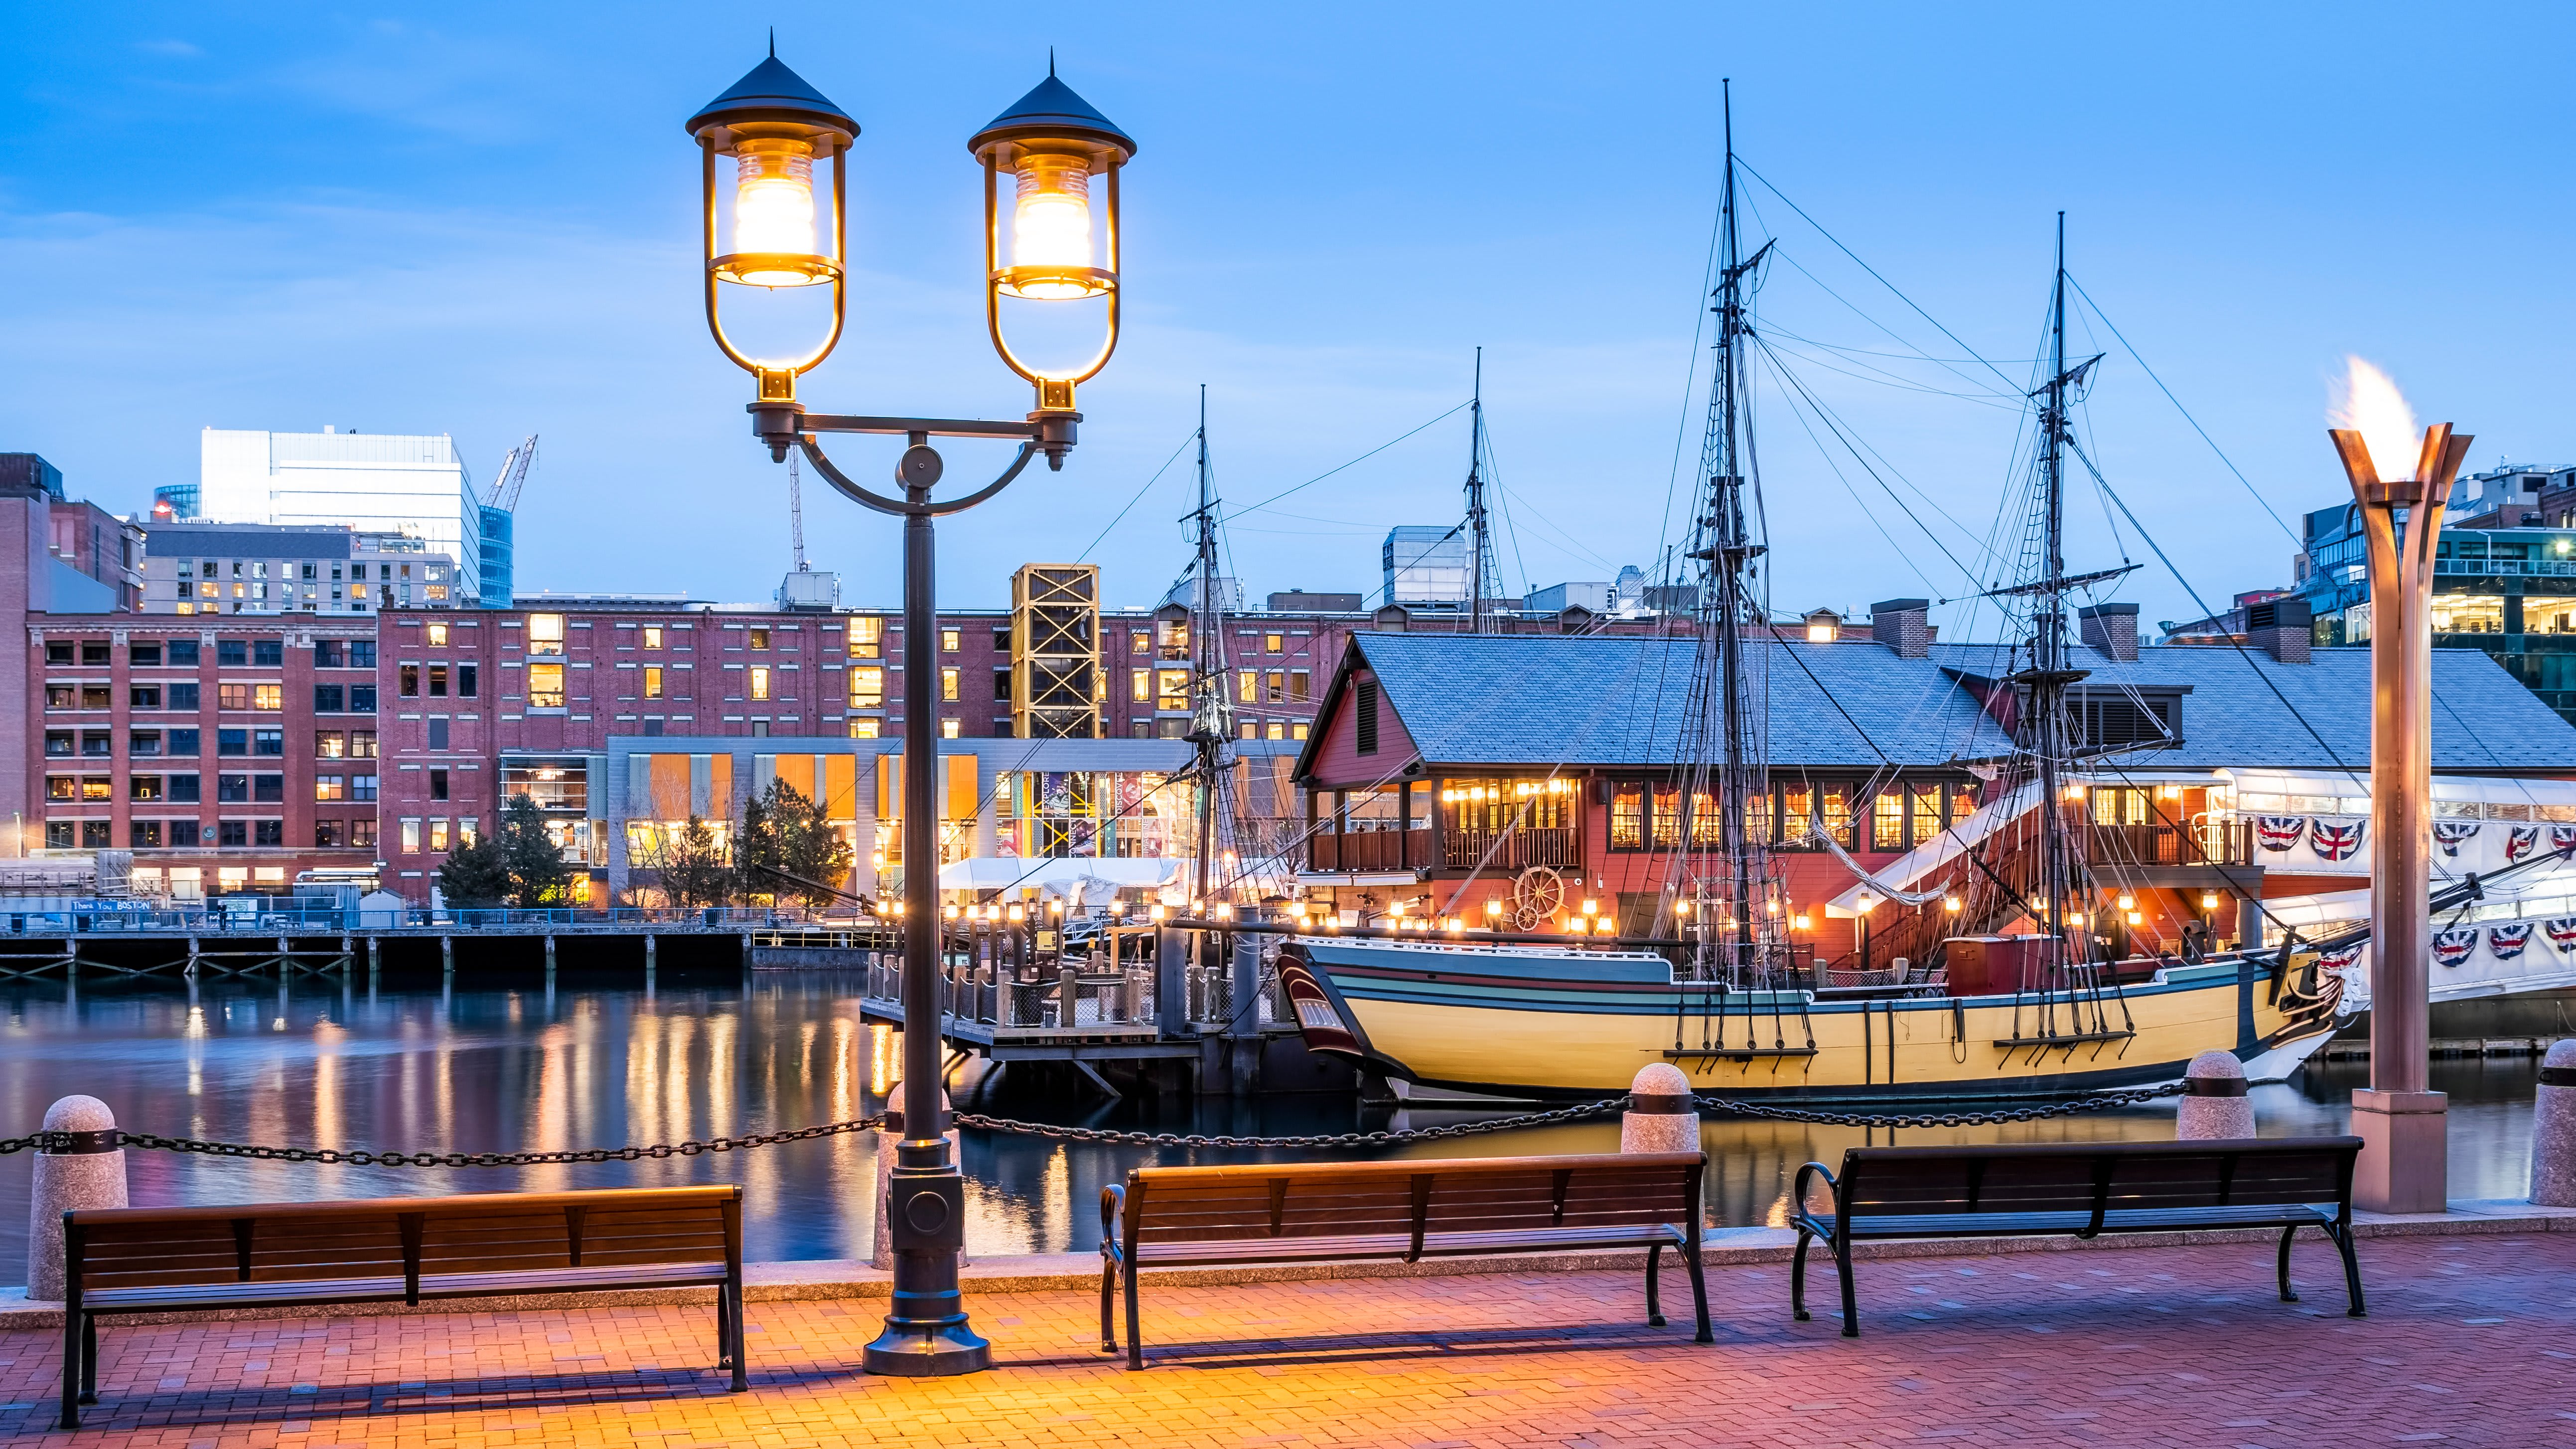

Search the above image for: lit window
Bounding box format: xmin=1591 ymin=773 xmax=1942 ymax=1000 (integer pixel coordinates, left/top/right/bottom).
xmin=941 ymin=668 xmax=959 ymax=702
xmin=940 ymin=718 xmax=961 ymax=738
xmin=849 ymin=667 xmax=883 ymax=709
xmin=848 ymin=617 xmax=880 ymax=656
xmin=645 ymin=666 xmax=664 ymax=700
xmin=644 ymin=626 xmax=664 ymax=649
xmin=1267 ymin=721 xmax=1286 ymax=740
xmin=749 ymin=628 xmax=770 ymax=650
xmin=1872 ymin=790 xmax=1905 ymax=851
xmin=1238 ymin=669 xmax=1257 ymax=703
xmin=218 ymin=684 xmax=249 ymax=710
xmin=429 ymin=819 xmax=450 ymax=852
xmin=941 ymin=628 xmax=961 ymax=653
xmin=750 ymin=666 xmax=772 ymax=701
xmin=528 ymin=662 xmax=566 ymax=708
xmin=849 ymin=718 xmax=880 ymax=739
xmin=1156 ymin=670 xmax=1189 ymax=711
xmin=428 ymin=622 xmax=448 ymax=646
xmin=315 ymin=775 xmax=345 ymax=802
xmin=1265 ymin=633 xmax=1284 ymax=653
xmin=1266 ymin=670 xmax=1285 ymax=703
xmin=401 ymin=818 xmax=422 ymax=852
xmin=1130 ymin=669 xmax=1148 ymax=702
xmin=527 ymin=613 xmax=565 ymax=656
xmin=1289 ymin=670 xmax=1311 ymax=702
xmin=253 ymin=684 xmax=282 ymax=711
xmin=1130 ymin=632 xmax=1149 ymax=655
xmin=318 ymin=731 xmax=346 ymax=758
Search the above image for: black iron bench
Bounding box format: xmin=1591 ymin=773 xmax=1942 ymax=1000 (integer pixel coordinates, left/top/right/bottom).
xmin=1100 ymin=1152 xmax=1710 ymax=1368
xmin=57 ymin=1184 xmax=746 ymax=1429
xmin=1789 ymin=1135 xmax=2364 ymax=1335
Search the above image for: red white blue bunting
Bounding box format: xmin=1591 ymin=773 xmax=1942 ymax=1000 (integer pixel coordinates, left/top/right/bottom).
xmin=2310 ymin=820 xmax=2364 ymax=862
xmin=2507 ymin=824 xmax=2543 ymax=863
xmin=2555 ymin=824 xmax=2576 ymax=853
xmin=2547 ymin=918 xmax=2576 ymax=954
xmin=2488 ymin=922 xmax=2536 ymax=960
xmin=2257 ymin=816 xmax=2307 ymax=852
xmin=2432 ymin=821 xmax=2479 ymax=856
xmin=2315 ymin=943 xmax=2366 ymax=974
xmin=2433 ymin=928 xmax=2479 ymax=968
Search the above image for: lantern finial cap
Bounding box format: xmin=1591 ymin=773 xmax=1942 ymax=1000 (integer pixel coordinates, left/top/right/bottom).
xmin=687 ymin=53 xmax=857 ymax=146
xmin=969 ymin=71 xmax=1135 ymax=163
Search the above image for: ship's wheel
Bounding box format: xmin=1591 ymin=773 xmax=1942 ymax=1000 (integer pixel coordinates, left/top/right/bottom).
xmin=1511 ymin=867 xmax=1567 ymax=931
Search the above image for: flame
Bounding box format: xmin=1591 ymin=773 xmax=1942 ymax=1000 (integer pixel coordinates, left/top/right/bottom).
xmin=2331 ymin=356 xmax=2421 ymax=483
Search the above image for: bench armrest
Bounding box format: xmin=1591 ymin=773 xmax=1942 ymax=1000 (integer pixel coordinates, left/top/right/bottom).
xmin=1100 ymin=1184 xmax=1126 ymax=1262
xmin=1790 ymin=1160 xmax=1838 ymax=1235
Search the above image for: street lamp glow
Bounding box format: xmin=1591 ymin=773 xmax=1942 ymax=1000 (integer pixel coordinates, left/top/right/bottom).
xmin=1006 ymin=156 xmax=1098 ymax=298
xmin=730 ymin=139 xmax=825 ymax=285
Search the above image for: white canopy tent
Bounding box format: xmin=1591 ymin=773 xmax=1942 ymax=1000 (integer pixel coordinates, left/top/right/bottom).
xmin=936 ymin=856 xmax=1185 ymax=908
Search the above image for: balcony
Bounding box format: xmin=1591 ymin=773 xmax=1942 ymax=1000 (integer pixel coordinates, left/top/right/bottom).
xmin=1443 ymin=826 xmax=1581 ymax=871
xmin=1308 ymin=828 xmax=1431 ymax=873
xmin=2084 ymin=818 xmax=2254 ymax=869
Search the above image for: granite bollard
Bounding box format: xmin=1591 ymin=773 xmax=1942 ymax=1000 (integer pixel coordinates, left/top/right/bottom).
xmin=1621 ymin=1062 xmax=1699 ymax=1155
xmin=2533 ymin=1039 xmax=2576 ymax=1207
xmin=2175 ymin=1051 xmax=2255 ymax=1140
xmin=28 ymin=1096 xmax=127 ymax=1302
xmin=872 ymin=1085 xmax=967 ymax=1271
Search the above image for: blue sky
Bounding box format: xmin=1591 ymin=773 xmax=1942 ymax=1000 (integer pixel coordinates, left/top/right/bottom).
xmin=5 ymin=3 xmax=2570 ymax=631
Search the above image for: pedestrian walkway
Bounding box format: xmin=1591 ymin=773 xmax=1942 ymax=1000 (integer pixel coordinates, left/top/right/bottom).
xmin=1 ymin=1232 xmax=2569 ymax=1447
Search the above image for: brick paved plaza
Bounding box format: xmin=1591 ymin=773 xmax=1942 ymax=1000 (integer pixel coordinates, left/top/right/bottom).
xmin=0 ymin=1231 xmax=2570 ymax=1448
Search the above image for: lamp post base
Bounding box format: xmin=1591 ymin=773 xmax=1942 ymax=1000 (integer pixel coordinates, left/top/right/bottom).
xmin=861 ymin=1314 xmax=992 ymax=1376
xmin=2351 ymin=1088 xmax=2448 ymax=1215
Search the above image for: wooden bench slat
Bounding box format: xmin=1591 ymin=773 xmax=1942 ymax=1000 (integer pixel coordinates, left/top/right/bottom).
xmin=82 ymin=1276 xmax=413 ymax=1311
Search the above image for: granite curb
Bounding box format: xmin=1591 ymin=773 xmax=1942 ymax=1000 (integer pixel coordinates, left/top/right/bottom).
xmin=0 ymin=1197 xmax=2563 ymax=1331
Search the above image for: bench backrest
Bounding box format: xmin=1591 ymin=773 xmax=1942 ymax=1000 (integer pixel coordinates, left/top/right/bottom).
xmin=1835 ymin=1137 xmax=2360 ymax=1224
xmin=65 ymin=1186 xmax=741 ymax=1295
xmin=1125 ymin=1153 xmax=1702 ymax=1252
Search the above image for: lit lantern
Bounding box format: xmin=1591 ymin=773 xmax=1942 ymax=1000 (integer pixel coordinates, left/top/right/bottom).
xmin=1486 ymin=899 xmax=1504 ymax=917
xmin=1149 ymin=903 xmax=1167 ymax=922
xmin=1007 ymin=903 xmax=1026 ymax=923
xmin=1793 ymin=913 xmax=1812 ymax=931
xmin=1674 ymin=900 xmax=1693 ymax=918
xmin=686 ymin=49 xmax=859 ymax=397
xmin=2067 ymin=910 xmax=2086 ymax=928
xmin=1214 ymin=902 xmax=1235 ymax=921
xmin=2126 ymin=910 xmax=2144 ymax=926
xmin=1581 ymin=898 xmax=1599 ymax=917
xmin=2201 ymin=891 xmax=2221 ymax=910
xmin=2116 ymin=894 xmax=2135 ymax=911
xmin=1943 ymin=894 xmax=1963 ymax=913
xmin=970 ymin=64 xmax=1137 ymax=415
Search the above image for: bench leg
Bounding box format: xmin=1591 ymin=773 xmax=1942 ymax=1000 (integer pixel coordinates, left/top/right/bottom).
xmin=1099 ymin=1255 xmax=1118 ymax=1354
xmin=728 ymin=1283 xmax=748 ymax=1393
xmin=715 ymin=1285 xmax=734 ymax=1371
xmin=2276 ymin=1226 xmax=2301 ymax=1303
xmin=1791 ymin=1230 xmax=1813 ymax=1322
xmin=1645 ymin=1243 xmax=1667 ymax=1328
xmin=1124 ymin=1259 xmax=1145 ymax=1371
xmin=2330 ymin=1225 xmax=2366 ymax=1318
xmin=79 ymin=1313 xmax=98 ymax=1403
xmin=1835 ymin=1241 xmax=1860 ymax=1338
xmin=58 ymin=1307 xmax=80 ymax=1431
xmin=1683 ymin=1240 xmax=1713 ymax=1344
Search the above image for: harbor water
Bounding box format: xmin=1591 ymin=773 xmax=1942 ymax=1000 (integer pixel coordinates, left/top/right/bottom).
xmin=0 ymin=968 xmax=2550 ymax=1284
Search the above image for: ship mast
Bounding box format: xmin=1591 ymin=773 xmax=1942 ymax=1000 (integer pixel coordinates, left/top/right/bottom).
xmin=1187 ymin=385 xmax=1234 ymax=904
xmin=1680 ymin=81 xmax=1776 ymax=977
xmin=2024 ymin=214 xmax=2101 ymax=969
xmin=1464 ymin=349 xmax=1501 ymax=634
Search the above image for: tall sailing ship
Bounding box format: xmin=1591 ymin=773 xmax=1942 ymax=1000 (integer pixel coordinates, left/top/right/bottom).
xmin=1272 ymin=93 xmax=2353 ymax=1102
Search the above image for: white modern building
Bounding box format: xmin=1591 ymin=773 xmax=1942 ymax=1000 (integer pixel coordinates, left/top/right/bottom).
xmin=138 ymin=521 xmax=461 ymax=615
xmin=194 ymin=429 xmax=482 ymax=601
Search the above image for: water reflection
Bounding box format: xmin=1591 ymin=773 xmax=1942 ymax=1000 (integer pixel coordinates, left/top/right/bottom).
xmin=0 ymin=970 xmax=2546 ymax=1285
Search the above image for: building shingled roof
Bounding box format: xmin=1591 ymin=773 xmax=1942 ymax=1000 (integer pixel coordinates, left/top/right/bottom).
xmin=1341 ymin=632 xmax=2576 ymax=775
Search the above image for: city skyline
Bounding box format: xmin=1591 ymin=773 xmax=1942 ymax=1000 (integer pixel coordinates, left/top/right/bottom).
xmin=5 ymin=3 xmax=2572 ymax=625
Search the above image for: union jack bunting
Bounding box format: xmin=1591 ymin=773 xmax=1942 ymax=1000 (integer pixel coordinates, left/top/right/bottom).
xmin=2488 ymin=922 xmax=2536 ymax=960
xmin=2554 ymin=824 xmax=2576 ymax=853
xmin=2432 ymin=820 xmax=2480 ymax=856
xmin=2314 ymin=943 xmax=2366 ymax=975
xmin=2507 ymin=824 xmax=2543 ymax=863
xmin=2256 ymin=816 xmax=2307 ymax=852
xmin=2546 ymin=918 xmax=2576 ymax=953
xmin=2433 ymin=928 xmax=2479 ymax=969
xmin=2310 ymin=820 xmax=2364 ymax=862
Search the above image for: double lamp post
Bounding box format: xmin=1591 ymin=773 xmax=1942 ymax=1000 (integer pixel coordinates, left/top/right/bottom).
xmin=685 ymin=48 xmax=1137 ymax=1375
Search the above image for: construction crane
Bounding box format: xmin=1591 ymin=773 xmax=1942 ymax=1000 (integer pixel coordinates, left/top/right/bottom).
xmin=485 ymin=435 xmax=538 ymax=510
xmin=787 ymin=451 xmax=809 ymax=573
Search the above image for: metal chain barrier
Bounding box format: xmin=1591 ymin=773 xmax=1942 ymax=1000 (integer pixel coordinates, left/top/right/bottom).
xmin=2 ymin=1087 xmax=2183 ymax=1163
xmin=1690 ymin=1086 xmax=2179 ymax=1130
xmin=24 ymin=1115 xmax=887 ymax=1169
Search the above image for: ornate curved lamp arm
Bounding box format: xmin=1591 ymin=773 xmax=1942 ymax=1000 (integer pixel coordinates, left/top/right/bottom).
xmin=796 ymin=433 xmax=1038 ymax=519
